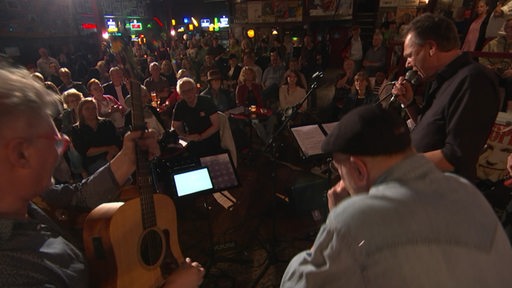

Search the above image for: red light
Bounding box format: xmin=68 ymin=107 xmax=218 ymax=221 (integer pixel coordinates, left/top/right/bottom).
xmin=153 ymin=17 xmax=163 ymax=27
xmin=81 ymin=23 xmax=97 ymax=30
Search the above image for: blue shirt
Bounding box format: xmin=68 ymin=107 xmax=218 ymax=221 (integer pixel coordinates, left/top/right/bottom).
xmin=281 ymin=155 xmax=512 ymax=287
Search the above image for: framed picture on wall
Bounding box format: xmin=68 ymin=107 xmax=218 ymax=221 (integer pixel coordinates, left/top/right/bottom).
xmin=309 ymin=0 xmax=353 ymax=19
xmin=398 ymin=0 xmax=419 ymax=6
xmin=380 ymin=0 xmax=398 ymax=7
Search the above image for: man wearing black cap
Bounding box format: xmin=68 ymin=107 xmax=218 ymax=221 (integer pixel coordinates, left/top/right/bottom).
xmin=280 ymin=105 xmax=512 ymax=287
xmin=392 ymin=13 xmax=499 ymax=182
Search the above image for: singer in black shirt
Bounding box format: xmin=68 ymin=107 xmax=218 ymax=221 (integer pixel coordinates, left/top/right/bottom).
xmin=392 ymin=14 xmax=499 ymax=182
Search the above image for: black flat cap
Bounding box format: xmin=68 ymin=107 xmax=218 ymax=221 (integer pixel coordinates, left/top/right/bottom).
xmin=321 ymin=105 xmax=411 ymax=156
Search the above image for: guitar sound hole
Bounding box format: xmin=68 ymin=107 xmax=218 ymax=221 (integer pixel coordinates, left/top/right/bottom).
xmin=140 ymin=229 xmax=164 ymax=267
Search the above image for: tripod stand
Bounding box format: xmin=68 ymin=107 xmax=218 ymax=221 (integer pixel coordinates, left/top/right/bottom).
xmin=250 ymin=79 xmax=322 ymax=287
xmin=181 ymin=192 xmax=250 ymax=287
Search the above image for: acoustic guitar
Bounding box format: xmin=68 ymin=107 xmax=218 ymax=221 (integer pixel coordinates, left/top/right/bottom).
xmin=82 ymin=73 xmax=184 ymax=287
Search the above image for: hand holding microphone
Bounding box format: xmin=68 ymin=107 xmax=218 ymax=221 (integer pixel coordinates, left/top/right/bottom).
xmin=391 ymin=70 xmax=419 ymax=107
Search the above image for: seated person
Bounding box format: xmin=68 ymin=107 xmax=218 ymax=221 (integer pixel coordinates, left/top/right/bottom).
xmin=279 ymin=70 xmax=307 ymax=112
xmin=0 ymin=63 xmax=204 ymax=287
xmin=279 ymin=70 xmax=309 ymax=126
xmin=60 ymin=88 xmax=84 ymax=135
xmin=347 ymin=71 xmax=377 ymax=109
xmin=87 ymin=78 xmax=125 ymax=134
xmin=125 ymin=85 xmax=178 ymax=154
xmin=200 ymin=69 xmax=236 ymax=112
xmin=262 ymin=49 xmax=286 ymax=107
xmin=102 ymin=66 xmax=130 ymax=109
xmin=172 ymin=77 xmax=223 ymax=157
xmin=57 ymin=67 xmax=88 ymax=95
xmin=161 ymin=59 xmax=178 ymax=88
xmin=236 ymin=66 xmax=274 ymax=143
xmin=281 ymin=105 xmax=512 ymax=287
xmin=70 ymin=98 xmax=122 ymax=175
xmin=225 ymin=53 xmax=243 ymax=93
xmin=60 ymin=89 xmax=87 ymax=181
xmin=329 ymin=58 xmax=356 ymax=121
xmin=236 ymin=66 xmax=265 ymax=108
xmin=282 ymin=57 xmax=308 ymax=90
xmin=202 ymin=69 xmax=248 ymax=152
xmin=198 ymin=54 xmax=218 ymax=90
xmin=160 ymin=69 xmax=192 ymax=129
xmin=144 ymin=62 xmax=171 ymax=106
xmin=362 ymin=31 xmax=387 ymax=77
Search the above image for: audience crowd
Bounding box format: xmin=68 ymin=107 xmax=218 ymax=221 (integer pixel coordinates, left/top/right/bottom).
xmin=3 ymin=8 xmax=512 ymax=285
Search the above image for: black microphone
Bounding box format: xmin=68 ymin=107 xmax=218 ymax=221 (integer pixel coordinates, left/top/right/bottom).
xmin=404 ymin=69 xmax=420 ymax=85
xmin=390 ymin=70 xmax=420 ymax=102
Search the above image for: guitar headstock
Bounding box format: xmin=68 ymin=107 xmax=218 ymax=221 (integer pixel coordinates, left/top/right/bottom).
xmin=110 ymin=36 xmax=143 ymax=83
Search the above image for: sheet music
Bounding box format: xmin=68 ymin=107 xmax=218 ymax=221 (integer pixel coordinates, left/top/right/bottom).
xmin=291 ymin=125 xmax=326 ymax=157
xmin=322 ymin=122 xmax=338 ymax=135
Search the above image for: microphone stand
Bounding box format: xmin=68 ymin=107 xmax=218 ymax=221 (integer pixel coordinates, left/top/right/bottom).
xmin=264 ymin=80 xmax=320 ymax=152
xmin=251 ymin=80 xmax=321 ymax=288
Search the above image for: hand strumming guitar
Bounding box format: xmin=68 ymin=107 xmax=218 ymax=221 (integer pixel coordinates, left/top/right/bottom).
xmin=163 ymin=258 xmax=205 ymax=288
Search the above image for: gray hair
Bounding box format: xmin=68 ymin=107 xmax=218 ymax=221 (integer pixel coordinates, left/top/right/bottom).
xmin=0 ymin=62 xmax=59 ymax=137
xmin=149 ymin=62 xmax=160 ymax=70
xmin=62 ymin=88 xmax=84 ymax=108
xmin=176 ymin=77 xmax=196 ymax=94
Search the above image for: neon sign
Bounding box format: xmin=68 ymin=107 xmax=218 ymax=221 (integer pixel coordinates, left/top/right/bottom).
xmin=106 ymin=19 xmax=118 ymax=33
xmin=219 ymin=16 xmax=229 ymax=28
xmin=130 ymin=20 xmax=142 ymax=30
xmin=200 ymin=19 xmax=211 ymax=28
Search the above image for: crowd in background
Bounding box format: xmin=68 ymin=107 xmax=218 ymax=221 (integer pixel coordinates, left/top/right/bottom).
xmin=16 ymin=1 xmax=512 ymax=185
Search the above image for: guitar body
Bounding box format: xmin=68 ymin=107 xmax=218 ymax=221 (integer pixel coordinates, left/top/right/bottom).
xmin=83 ymin=194 xmax=183 ymax=288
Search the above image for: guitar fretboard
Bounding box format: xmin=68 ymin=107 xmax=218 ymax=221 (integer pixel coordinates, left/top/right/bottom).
xmin=130 ymin=80 xmax=158 ymax=230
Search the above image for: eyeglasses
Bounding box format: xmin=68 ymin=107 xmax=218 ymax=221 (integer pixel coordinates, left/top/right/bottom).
xmin=35 ymin=132 xmax=71 ymax=155
xmin=329 ymin=160 xmax=339 ymax=176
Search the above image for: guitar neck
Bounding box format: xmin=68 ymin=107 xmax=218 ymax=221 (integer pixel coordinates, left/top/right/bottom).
xmin=130 ymin=80 xmax=158 ymax=229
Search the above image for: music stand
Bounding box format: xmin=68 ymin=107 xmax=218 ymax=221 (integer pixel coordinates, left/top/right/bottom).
xmin=166 ymin=152 xmax=244 ymax=285
xmin=250 ymin=78 xmax=323 ymax=288
xmin=200 ymin=152 xmax=240 ymax=192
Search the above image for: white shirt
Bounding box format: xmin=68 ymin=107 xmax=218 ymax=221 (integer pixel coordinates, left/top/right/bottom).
xmin=350 ymin=37 xmax=363 ymax=61
xmin=114 ymin=85 xmax=127 ymax=109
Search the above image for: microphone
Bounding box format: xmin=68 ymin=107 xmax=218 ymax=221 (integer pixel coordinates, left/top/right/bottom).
xmin=312 ymin=71 xmax=324 ymax=80
xmin=390 ymin=70 xmax=419 ymax=102
xmin=404 ymin=69 xmax=420 ymax=85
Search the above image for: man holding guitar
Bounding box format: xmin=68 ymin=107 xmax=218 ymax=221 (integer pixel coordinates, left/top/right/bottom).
xmin=0 ymin=63 xmax=204 ymax=287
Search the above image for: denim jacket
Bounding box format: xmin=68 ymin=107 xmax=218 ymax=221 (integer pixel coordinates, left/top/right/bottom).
xmin=281 ymin=155 xmax=512 ymax=287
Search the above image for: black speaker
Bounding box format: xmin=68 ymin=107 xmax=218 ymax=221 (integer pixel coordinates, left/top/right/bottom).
xmin=289 ymin=172 xmax=329 ymax=212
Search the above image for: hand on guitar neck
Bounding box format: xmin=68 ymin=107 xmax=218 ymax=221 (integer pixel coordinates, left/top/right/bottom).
xmin=109 ymin=129 xmax=161 ymax=185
